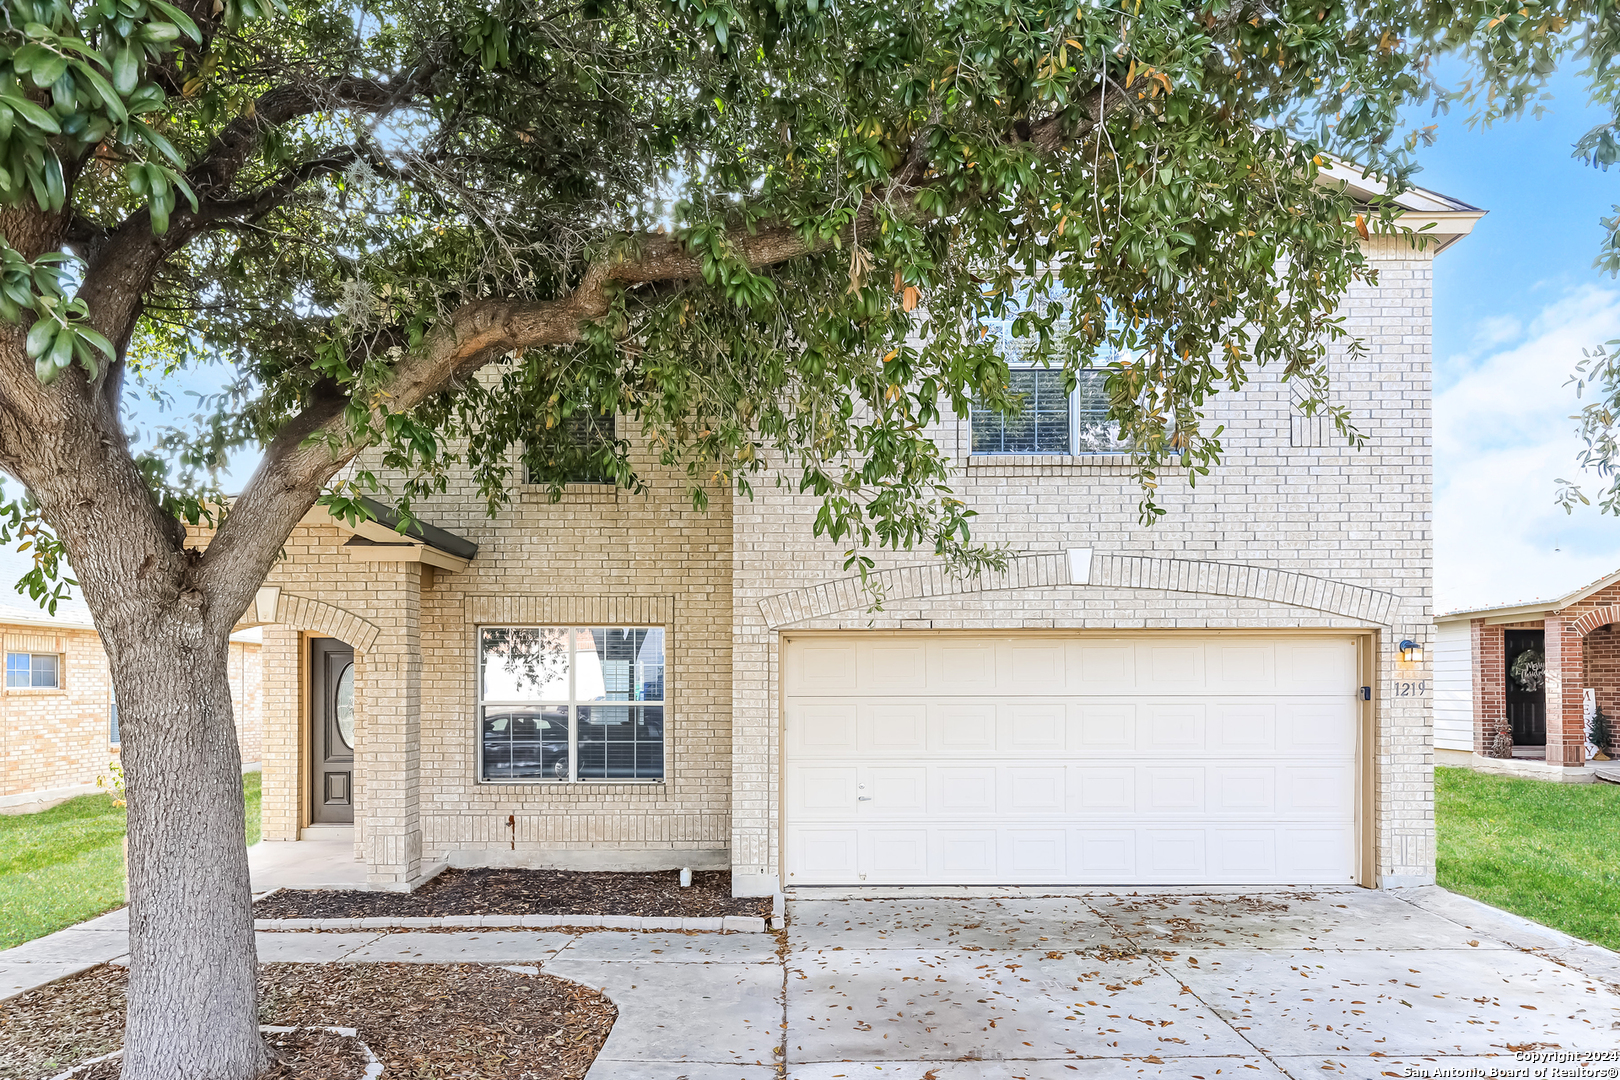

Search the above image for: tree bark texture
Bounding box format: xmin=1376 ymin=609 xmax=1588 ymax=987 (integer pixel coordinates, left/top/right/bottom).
xmin=117 ymin=632 xmax=264 ymax=1080
xmin=0 ymin=290 xmax=269 ymax=1075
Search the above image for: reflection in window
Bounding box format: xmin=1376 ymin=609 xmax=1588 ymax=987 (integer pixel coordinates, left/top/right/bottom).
xmin=970 ymin=368 xmax=1127 ymax=456
xmin=477 ymin=626 xmax=666 ymax=782
xmin=971 ymin=368 xmax=1072 ymax=454
xmin=5 ymin=652 xmax=59 ymax=688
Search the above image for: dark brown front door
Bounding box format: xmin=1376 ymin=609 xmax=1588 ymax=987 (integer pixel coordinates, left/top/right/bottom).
xmin=1505 ymin=628 xmax=1547 ymax=747
xmin=309 ymin=638 xmax=355 ymax=824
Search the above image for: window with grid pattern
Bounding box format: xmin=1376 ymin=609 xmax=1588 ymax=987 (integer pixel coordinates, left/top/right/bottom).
xmin=5 ymin=652 xmax=59 ymax=688
xmin=970 ymin=368 xmax=1127 ymax=455
xmin=478 ymin=626 xmax=664 ymax=782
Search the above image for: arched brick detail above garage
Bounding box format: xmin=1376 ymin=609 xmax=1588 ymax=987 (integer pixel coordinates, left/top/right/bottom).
xmin=756 ymin=550 xmax=1400 ymax=629
xmin=259 ymin=588 xmax=381 ymax=652
xmin=1573 ymin=605 xmax=1620 ymax=638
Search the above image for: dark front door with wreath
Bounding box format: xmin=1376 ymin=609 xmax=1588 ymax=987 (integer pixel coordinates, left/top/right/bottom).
xmin=1505 ymin=628 xmax=1547 ymax=748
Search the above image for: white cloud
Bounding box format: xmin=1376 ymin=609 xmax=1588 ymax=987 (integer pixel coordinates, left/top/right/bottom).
xmin=1435 ymin=284 xmax=1620 ymax=612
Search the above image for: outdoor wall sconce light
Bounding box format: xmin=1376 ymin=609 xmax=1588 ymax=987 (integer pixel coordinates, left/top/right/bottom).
xmin=1399 ymin=639 xmax=1424 ymax=663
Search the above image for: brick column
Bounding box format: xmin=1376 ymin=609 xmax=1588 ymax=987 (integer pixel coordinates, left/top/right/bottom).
xmin=362 ymin=565 xmax=425 ymax=889
xmin=259 ymin=624 xmax=301 ymax=841
xmin=1544 ymin=614 xmax=1586 ymax=767
xmin=1471 ymin=619 xmax=1508 ymax=755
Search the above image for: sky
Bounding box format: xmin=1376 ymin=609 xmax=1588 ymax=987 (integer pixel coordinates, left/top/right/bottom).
xmin=1413 ymin=70 xmax=1620 ymax=613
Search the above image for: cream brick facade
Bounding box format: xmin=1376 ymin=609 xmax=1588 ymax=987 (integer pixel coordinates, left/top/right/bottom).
xmin=252 ymin=233 xmax=1451 ymax=894
xmin=255 ymin=444 xmax=734 ymax=889
xmin=0 ymin=610 xmax=263 ymax=808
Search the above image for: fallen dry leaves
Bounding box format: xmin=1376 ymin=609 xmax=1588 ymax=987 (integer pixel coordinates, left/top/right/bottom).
xmin=0 ymin=962 xmax=615 ymax=1080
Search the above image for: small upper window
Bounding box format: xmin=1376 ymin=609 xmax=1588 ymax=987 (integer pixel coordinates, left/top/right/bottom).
xmin=971 ymin=368 xmax=1126 ymax=456
xmin=6 ymin=652 xmax=60 ymax=688
xmin=526 ymin=412 xmax=617 ymax=485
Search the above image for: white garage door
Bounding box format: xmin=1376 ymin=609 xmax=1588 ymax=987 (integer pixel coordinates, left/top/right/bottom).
xmin=783 ymin=633 xmax=1361 ymax=886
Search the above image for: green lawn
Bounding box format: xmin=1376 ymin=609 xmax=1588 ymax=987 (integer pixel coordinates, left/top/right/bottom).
xmin=1436 ymin=765 xmax=1620 ymax=951
xmin=0 ymin=771 xmax=261 ymax=950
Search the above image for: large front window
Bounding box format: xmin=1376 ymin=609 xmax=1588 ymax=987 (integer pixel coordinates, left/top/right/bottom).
xmin=478 ymin=626 xmax=665 ymax=782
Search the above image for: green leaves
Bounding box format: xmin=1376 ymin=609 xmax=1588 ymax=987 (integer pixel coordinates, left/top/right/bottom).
xmin=7 ymin=247 xmax=115 ymax=383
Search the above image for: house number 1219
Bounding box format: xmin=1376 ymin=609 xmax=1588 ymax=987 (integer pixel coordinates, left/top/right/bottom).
xmin=1394 ymin=681 xmax=1428 ymax=696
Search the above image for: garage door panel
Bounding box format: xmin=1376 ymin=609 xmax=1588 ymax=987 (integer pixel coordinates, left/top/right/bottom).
xmin=1141 ymin=705 xmax=1207 ymax=753
xmin=1001 ymin=702 xmax=1067 ymax=753
xmin=1009 ymin=642 xmax=1067 ymax=693
xmin=1212 ymin=703 xmax=1278 ymax=752
xmin=1212 ymin=644 xmax=1276 ymax=691
xmin=864 ymin=829 xmax=928 ymax=882
xmin=1144 ymin=767 xmax=1206 ymax=815
xmin=790 ymin=828 xmax=860 ymax=883
xmin=932 ymin=640 xmax=998 ymax=693
xmin=1280 ymin=703 xmax=1359 ymax=754
xmin=1073 ymin=704 xmax=1136 ymax=751
xmin=930 ymin=704 xmax=997 ymax=754
xmin=865 ymin=642 xmax=927 ymax=693
xmin=1002 ymin=767 xmax=1067 ymax=814
xmin=1282 ymin=765 xmax=1357 ymax=816
xmin=789 ymin=766 xmax=859 ymax=819
xmin=865 ymin=766 xmax=927 ymax=815
xmin=933 ymin=830 xmax=998 ymax=877
xmin=1075 ymin=767 xmax=1135 ymax=813
xmin=1003 ymin=830 xmax=1067 ymax=877
xmin=787 ymin=644 xmax=857 ymax=695
xmin=1280 ymin=826 xmax=1356 ymax=875
xmin=1144 ymin=642 xmax=1205 ymax=689
xmin=1212 ymin=829 xmax=1277 ymax=877
xmin=1073 ymin=830 xmax=1136 ymax=878
xmin=1143 ymin=830 xmax=1207 ymax=876
xmin=930 ymin=766 xmax=996 ymax=815
xmin=863 ymin=704 xmax=927 ymax=754
xmin=789 ymin=704 xmax=858 ymax=755
xmin=785 ymin=633 xmax=1360 ymax=887
xmin=1071 ymin=640 xmax=1136 ymax=690
xmin=1277 ymin=640 xmax=1357 ymax=690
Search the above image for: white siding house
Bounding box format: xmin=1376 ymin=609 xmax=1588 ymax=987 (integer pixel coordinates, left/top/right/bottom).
xmin=1434 ymin=617 xmax=1472 ymax=754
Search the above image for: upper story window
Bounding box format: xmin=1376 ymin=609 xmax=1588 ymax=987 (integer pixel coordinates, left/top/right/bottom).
xmin=969 ymin=288 xmax=1129 ymax=456
xmin=526 ymin=411 xmax=617 ymax=485
xmin=478 ymin=626 xmax=665 ymax=783
xmin=6 ymin=652 xmax=59 ymax=689
xmin=970 ymin=368 xmax=1128 ymax=456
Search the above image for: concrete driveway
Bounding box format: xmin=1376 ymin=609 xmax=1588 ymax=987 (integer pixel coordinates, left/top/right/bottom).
xmin=784 ymin=886 xmax=1620 ymax=1079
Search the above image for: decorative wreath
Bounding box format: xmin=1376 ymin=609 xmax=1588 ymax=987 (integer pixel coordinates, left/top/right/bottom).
xmin=1511 ymin=648 xmax=1546 ymax=693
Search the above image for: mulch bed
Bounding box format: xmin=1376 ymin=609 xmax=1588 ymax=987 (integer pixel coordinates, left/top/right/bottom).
xmin=73 ymin=1029 xmax=370 ymax=1080
xmin=253 ymin=868 xmax=770 ymax=920
xmin=0 ymin=962 xmax=615 ymax=1080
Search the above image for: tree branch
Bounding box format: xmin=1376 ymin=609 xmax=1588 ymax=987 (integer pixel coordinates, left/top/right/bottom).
xmin=194 ymin=82 xmax=1152 ymax=624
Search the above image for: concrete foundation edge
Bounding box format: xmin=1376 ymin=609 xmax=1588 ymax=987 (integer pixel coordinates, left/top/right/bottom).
xmin=445 ymin=847 xmax=730 ymax=873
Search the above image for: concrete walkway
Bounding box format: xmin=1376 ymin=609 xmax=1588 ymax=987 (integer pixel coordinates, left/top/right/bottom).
xmin=783 ymin=886 xmax=1620 ymax=1079
xmin=9 ymin=886 xmax=1620 ymax=1079
xmin=248 ymin=836 xmax=369 ymax=891
xmin=0 ymin=916 xmax=785 ymax=1079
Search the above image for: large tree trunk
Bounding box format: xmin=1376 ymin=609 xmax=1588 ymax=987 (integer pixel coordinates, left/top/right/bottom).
xmin=115 ymin=619 xmax=267 ymax=1080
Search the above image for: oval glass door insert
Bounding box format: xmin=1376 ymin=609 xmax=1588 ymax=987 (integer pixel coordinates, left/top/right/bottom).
xmin=334 ymin=662 xmax=355 ymax=749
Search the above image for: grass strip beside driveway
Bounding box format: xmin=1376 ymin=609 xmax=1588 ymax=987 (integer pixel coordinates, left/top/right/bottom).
xmin=0 ymin=771 xmax=261 ymax=950
xmin=1437 ymin=764 xmax=1620 ymax=952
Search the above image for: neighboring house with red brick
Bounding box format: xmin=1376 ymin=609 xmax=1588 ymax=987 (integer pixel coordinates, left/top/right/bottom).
xmin=0 ymin=597 xmax=264 ymax=812
xmin=1435 ymin=569 xmax=1620 ymax=780
xmin=237 ymin=173 xmax=1485 ymax=894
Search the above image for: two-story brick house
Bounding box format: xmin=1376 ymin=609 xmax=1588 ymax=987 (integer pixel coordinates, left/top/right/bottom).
xmin=244 ymin=173 xmax=1481 ymax=895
